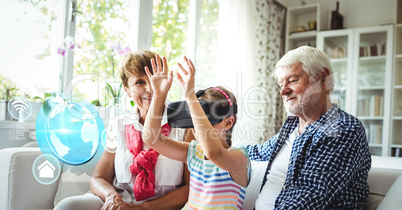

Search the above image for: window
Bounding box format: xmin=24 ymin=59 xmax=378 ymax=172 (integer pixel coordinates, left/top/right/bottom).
xmin=69 ymin=0 xmax=219 ymax=104
xmin=151 ymin=0 xmax=219 ymax=100
xmin=195 ymin=0 xmax=219 ymax=88
xmin=151 ymin=0 xmax=190 ymax=101
xmin=0 ymin=0 xmax=219 ymax=109
xmin=71 ymin=0 xmax=133 ymax=106
xmin=0 ymin=0 xmax=63 ymax=100
xmin=151 ymin=0 xmax=189 ymax=65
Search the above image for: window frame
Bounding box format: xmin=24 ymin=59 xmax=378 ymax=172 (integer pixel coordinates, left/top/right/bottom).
xmin=61 ymin=0 xmax=202 ymax=100
xmin=61 ymin=0 xmax=77 ymax=101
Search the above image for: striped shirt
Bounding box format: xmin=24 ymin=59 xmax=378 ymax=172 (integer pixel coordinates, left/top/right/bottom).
xmin=183 ymin=141 xmax=251 ymax=210
xmin=242 ymin=104 xmax=371 ymax=209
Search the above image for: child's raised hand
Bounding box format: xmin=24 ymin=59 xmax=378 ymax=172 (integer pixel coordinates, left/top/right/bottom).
xmin=177 ymin=56 xmax=196 ymax=99
xmin=145 ymin=54 xmax=174 ymax=99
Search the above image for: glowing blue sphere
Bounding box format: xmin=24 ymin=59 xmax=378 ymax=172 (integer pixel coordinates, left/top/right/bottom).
xmin=44 ymin=102 xmax=100 ymax=165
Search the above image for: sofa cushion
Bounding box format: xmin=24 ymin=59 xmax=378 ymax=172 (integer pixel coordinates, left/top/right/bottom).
xmin=367 ymin=167 xmax=402 ymax=195
xmin=0 ymin=148 xmax=59 ymax=210
xmin=377 ymin=175 xmax=402 ymax=210
xmin=53 ymin=150 xmax=101 ymax=207
xmin=366 ymin=193 xmax=385 ymax=210
xmin=244 ymin=158 xmax=402 ymax=210
xmin=366 ymin=156 xmax=402 ymax=210
xmin=53 ymin=163 xmax=95 ymax=207
xmin=243 ymin=161 xmax=268 ymax=210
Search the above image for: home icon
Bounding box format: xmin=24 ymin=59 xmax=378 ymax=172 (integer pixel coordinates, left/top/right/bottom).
xmin=38 ymin=160 xmax=56 ymax=178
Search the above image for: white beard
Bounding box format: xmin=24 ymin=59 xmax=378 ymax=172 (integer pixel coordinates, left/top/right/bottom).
xmin=285 ymin=80 xmax=322 ymax=116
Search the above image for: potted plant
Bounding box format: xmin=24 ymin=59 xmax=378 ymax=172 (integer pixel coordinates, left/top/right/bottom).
xmin=28 ymin=92 xmax=52 ymax=120
xmin=0 ymin=84 xmax=18 ymax=121
xmin=88 ymin=82 xmax=124 ymax=121
xmin=105 ymin=82 xmax=124 ymax=106
xmin=105 ymin=82 xmax=126 ymax=119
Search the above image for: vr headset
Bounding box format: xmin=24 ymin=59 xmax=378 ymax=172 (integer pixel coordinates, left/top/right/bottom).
xmin=167 ymin=89 xmax=237 ymax=128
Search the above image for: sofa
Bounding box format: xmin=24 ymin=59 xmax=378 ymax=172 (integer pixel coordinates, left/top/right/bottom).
xmin=1 ymin=147 xmax=402 ymax=210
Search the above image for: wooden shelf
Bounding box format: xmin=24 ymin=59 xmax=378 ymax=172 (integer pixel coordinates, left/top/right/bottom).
xmin=359 ymin=55 xmax=386 ymax=61
xmin=333 ymin=88 xmax=346 ymax=92
xmin=369 ymin=144 xmax=382 ymax=147
xmin=285 ymin=4 xmax=326 ymax=52
xmin=288 ymin=30 xmax=317 ymax=39
xmin=357 ymin=116 xmax=384 ymax=120
xmin=397 ymin=0 xmax=402 ymax=24
xmin=299 ymin=10 xmax=396 ymax=157
xmin=395 ymin=25 xmax=402 ymax=54
xmin=358 ymin=86 xmax=385 ymax=90
xmin=330 ymin=58 xmax=348 ymax=63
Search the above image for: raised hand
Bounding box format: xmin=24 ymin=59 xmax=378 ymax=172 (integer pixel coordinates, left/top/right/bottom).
xmin=145 ymin=54 xmax=173 ymax=99
xmin=177 ymin=56 xmax=196 ymax=99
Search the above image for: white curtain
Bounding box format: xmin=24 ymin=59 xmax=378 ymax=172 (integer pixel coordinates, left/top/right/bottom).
xmin=216 ymin=0 xmax=259 ymax=146
xmin=216 ymin=0 xmax=285 ymax=146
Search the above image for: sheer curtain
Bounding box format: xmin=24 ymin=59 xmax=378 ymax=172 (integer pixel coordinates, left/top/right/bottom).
xmin=216 ymin=0 xmax=285 ymax=145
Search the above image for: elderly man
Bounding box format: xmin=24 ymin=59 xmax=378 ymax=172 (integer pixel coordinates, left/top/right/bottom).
xmin=243 ymin=46 xmax=371 ymax=209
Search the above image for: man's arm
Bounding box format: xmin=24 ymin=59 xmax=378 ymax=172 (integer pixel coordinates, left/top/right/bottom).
xmin=238 ymin=134 xmax=278 ymax=161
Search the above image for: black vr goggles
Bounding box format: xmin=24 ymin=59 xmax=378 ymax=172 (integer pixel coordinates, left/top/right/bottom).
xmin=167 ymin=90 xmax=237 ymax=128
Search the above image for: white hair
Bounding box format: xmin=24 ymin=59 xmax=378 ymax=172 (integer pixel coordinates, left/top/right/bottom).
xmin=273 ymin=46 xmax=334 ymax=90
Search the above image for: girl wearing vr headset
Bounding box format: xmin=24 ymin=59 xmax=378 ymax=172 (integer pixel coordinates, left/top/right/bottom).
xmin=143 ymin=56 xmax=251 ymax=209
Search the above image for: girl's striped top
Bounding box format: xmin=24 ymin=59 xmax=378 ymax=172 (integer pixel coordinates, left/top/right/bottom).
xmin=183 ymin=141 xmax=251 ymax=210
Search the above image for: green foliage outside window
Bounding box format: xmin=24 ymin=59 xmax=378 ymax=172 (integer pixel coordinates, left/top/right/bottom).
xmin=151 ymin=0 xmax=190 ymax=101
xmin=75 ymin=0 xmax=128 ymax=76
xmin=73 ymin=0 xmax=130 ymax=105
xmin=196 ymin=0 xmax=219 ymax=88
xmin=152 ymin=0 xmax=189 ymax=65
xmin=0 ymin=73 xmax=18 ymax=100
xmin=16 ymin=0 xmax=218 ymax=105
xmin=151 ymin=0 xmax=219 ymax=100
xmin=74 ymin=0 xmax=192 ymax=104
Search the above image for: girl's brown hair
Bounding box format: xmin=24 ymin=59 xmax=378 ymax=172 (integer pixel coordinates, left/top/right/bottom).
xmin=117 ymin=50 xmax=156 ymax=88
xmin=198 ymin=86 xmax=237 ymax=146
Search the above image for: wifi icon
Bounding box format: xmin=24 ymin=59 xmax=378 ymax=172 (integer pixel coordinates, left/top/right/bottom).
xmin=8 ymin=96 xmax=32 ymax=121
xmin=12 ymin=101 xmax=29 ymax=112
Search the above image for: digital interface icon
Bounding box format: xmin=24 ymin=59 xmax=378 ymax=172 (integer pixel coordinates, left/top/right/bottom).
xmin=8 ymin=96 xmax=32 ymax=121
xmin=101 ymin=125 xmax=120 ymax=153
xmin=35 ymin=95 xmax=105 ymax=166
xmin=32 ymin=154 xmax=61 ymax=185
xmin=38 ymin=160 xmax=55 ymax=178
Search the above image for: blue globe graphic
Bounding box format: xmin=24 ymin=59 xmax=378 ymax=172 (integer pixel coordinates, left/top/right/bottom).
xmin=45 ymin=102 xmax=100 ymax=165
